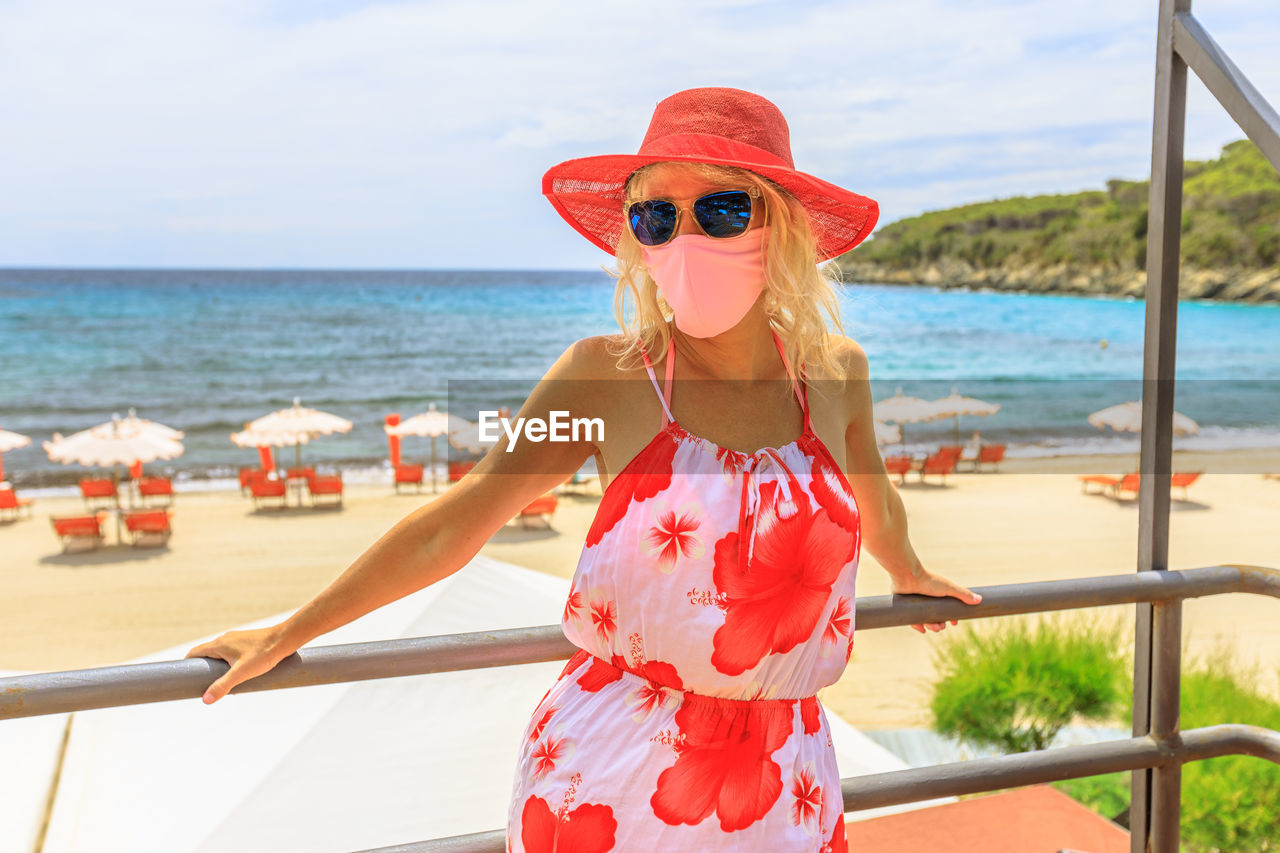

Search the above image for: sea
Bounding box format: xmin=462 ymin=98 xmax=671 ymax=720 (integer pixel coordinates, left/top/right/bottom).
xmin=2 ymin=268 xmax=1277 ymax=496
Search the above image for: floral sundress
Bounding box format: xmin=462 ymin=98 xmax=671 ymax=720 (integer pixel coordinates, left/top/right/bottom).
xmin=507 ymin=327 xmax=861 ymax=852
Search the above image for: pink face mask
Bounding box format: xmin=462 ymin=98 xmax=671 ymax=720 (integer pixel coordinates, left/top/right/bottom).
xmin=641 ymin=229 xmax=767 ymax=338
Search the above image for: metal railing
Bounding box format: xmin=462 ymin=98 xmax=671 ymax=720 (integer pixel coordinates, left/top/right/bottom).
xmin=3 ymin=565 xmax=1279 ymax=852
xmin=4 ymin=2 xmax=1279 ymax=851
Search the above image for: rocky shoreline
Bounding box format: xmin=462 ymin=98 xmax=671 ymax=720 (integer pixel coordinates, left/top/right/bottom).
xmin=836 ymin=259 xmax=1280 ymax=303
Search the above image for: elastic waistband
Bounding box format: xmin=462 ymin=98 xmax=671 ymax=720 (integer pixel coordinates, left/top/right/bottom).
xmin=565 ymin=648 xmax=821 ymax=719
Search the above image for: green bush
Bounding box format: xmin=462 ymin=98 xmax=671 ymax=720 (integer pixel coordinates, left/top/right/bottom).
xmin=929 ymin=616 xmax=1280 ymax=851
xmin=929 ymin=611 xmax=1129 ymax=752
xmin=1175 ymin=645 xmax=1280 ymax=852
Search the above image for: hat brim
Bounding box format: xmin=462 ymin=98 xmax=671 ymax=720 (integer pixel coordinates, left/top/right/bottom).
xmin=542 ymin=152 xmax=880 ymax=263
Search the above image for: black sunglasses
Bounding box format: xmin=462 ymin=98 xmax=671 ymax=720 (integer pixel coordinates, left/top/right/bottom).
xmin=624 ymin=187 xmax=761 ymax=247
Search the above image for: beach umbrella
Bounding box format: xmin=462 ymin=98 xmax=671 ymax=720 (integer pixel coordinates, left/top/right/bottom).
xmin=873 ymin=387 xmax=947 ymax=453
xmin=928 ymin=387 xmax=1001 ymax=446
xmin=238 ymin=397 xmax=353 ymax=471
xmin=0 ymin=426 xmax=32 ymax=483
xmin=1087 ymin=400 xmax=1200 ymax=436
xmin=447 ymin=419 xmax=500 ymax=456
xmin=873 ymin=420 xmax=901 ymax=446
xmin=43 ymin=413 xmax=185 ymax=538
xmin=229 ymin=426 xmax=301 ymax=472
xmin=385 ymin=403 xmax=455 ymax=492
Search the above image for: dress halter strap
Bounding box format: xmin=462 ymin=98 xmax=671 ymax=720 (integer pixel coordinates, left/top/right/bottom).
xmin=638 ymin=329 xmax=810 ymax=430
xmin=639 ymin=338 xmax=676 ymax=427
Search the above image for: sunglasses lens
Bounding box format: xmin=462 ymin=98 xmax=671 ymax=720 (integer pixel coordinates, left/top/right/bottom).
xmin=693 ymin=191 xmax=753 ymax=238
xmin=629 ymin=200 xmax=679 ymax=246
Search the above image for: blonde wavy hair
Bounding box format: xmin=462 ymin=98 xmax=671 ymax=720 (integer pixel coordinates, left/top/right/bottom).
xmin=601 ymin=161 xmax=852 ymax=394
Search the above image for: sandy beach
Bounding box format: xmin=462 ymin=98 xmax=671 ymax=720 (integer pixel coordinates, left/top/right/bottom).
xmin=3 ymin=446 xmax=1278 ymax=730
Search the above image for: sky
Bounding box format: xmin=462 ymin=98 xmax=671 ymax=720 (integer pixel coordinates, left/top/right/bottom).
xmin=0 ymin=0 xmax=1276 ymax=270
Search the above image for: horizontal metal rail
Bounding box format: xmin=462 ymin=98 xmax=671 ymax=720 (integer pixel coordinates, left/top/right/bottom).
xmin=1173 ymin=10 xmax=1280 ymax=171
xmin=5 ymin=563 xmax=1276 ymax=853
xmin=3 ymin=564 xmax=1276 ymax=720
xmin=350 ymin=724 xmax=1280 ymax=853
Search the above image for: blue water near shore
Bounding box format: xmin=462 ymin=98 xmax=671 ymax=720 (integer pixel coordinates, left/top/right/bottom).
xmin=1 ymin=268 xmax=1277 ymax=493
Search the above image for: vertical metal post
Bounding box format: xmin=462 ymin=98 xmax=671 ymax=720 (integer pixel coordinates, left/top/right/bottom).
xmin=1135 ymin=0 xmax=1189 ymax=849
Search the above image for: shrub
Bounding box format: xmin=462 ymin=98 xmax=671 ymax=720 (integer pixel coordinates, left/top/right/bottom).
xmin=929 ymin=611 xmax=1129 ymax=752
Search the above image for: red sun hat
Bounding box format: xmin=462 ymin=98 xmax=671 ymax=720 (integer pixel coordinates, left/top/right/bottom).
xmin=542 ymin=86 xmax=880 ymax=263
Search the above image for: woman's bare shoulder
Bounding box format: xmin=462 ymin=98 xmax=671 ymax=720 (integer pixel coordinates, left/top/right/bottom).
xmin=550 ymin=333 xmax=639 ymax=381
xmin=830 ymin=335 xmax=870 ymax=382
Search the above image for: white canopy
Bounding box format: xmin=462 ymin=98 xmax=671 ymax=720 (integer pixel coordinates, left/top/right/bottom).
xmin=239 ymin=397 xmax=353 ymax=446
xmin=43 ymin=413 xmax=185 ymax=468
xmin=384 ymin=404 xmax=462 ymax=439
xmin=873 ymin=420 xmax=901 ymax=446
xmin=1087 ymin=400 xmax=1199 ymax=435
xmin=873 ymin=387 xmax=945 ymax=425
xmin=5 ymin=556 xmax=952 ymax=852
xmin=0 ymin=427 xmax=33 ymax=453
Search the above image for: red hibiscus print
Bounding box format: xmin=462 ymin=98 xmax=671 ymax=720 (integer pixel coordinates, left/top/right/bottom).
xmin=624 ymin=660 xmax=685 ymax=722
xmin=809 ymin=450 xmax=861 ymax=563
xmin=790 ymin=761 xmax=822 ymax=835
xmin=531 ymin=734 xmax=569 ymax=779
xmin=589 ymin=597 xmax=617 ymax=646
xmin=650 ymin=700 xmax=793 ymax=832
xmin=530 ymin=704 xmax=557 ymax=741
xmin=576 ymin=654 xmax=627 ymax=692
xmin=585 ymin=431 xmax=679 ymax=547
xmin=644 ymin=507 xmax=704 ymax=573
xmin=821 ymin=800 xmax=848 ymax=853
xmin=822 ymin=596 xmax=852 ymax=646
xmin=844 ymin=634 xmax=854 ymax=664
xmin=713 ymin=444 xmax=748 ymax=473
xmin=563 ymin=586 xmax=584 ymax=623
xmin=800 ymin=696 xmax=820 ymax=735
xmin=710 ymin=480 xmax=851 ymax=675
xmin=521 ymin=794 xmax=617 ymax=853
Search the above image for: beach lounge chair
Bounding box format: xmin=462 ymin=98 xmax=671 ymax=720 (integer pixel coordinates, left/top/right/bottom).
xmin=394 ymin=463 xmax=425 ymax=493
xmin=50 ymin=514 xmax=106 ymax=552
xmin=79 ymin=477 xmax=118 ymax=510
xmin=123 ymin=509 xmax=173 ymax=547
xmin=306 ymin=472 xmax=344 ymax=508
xmin=249 ymin=476 xmax=288 ymax=510
xmin=1111 ymin=473 xmax=1143 ymax=500
xmin=1078 ymin=474 xmax=1121 ymax=494
xmin=1170 ymin=471 xmax=1203 ymax=500
xmin=975 ymin=444 xmax=1006 ymax=472
xmin=883 ymin=455 xmax=913 ymax=485
xmin=448 ymin=460 xmax=477 ymax=483
xmin=517 ymin=492 xmax=559 ymax=529
xmin=917 ymin=451 xmax=958 ymax=485
xmin=136 ymin=476 xmax=174 ymax=507
xmin=0 ymin=487 xmax=33 ymax=521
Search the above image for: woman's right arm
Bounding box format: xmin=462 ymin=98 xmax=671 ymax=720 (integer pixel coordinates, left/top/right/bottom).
xmin=185 ymin=338 xmax=602 ymax=704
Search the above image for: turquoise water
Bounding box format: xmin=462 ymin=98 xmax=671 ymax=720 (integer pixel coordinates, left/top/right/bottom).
xmin=1 ymin=268 xmax=1277 ymax=490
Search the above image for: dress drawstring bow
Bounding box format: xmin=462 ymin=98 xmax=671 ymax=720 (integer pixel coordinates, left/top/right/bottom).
xmin=737 ymin=448 xmax=797 ymax=572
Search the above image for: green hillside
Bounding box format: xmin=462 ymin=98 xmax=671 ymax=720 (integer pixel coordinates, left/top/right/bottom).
xmin=833 ymin=139 xmax=1280 ymax=300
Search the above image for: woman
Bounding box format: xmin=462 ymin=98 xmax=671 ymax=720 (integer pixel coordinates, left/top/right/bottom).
xmin=186 ymin=87 xmax=983 ymax=851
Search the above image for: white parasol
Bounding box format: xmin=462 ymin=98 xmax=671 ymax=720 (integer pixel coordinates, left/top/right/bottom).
xmin=385 ymin=403 xmax=459 ymax=492
xmin=873 ymin=420 xmax=901 ymax=446
xmin=0 ymin=425 xmax=32 ymax=483
xmin=1087 ymin=400 xmax=1200 ymax=436
xmin=928 ymin=386 xmax=1001 ymax=446
xmin=873 ymin=387 xmax=947 ymax=453
xmin=43 ymin=413 xmax=186 ymax=537
xmin=235 ymin=397 xmax=353 ymax=471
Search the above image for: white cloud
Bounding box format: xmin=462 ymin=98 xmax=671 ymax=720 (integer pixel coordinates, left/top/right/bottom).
xmin=0 ymin=0 xmax=1275 ymax=268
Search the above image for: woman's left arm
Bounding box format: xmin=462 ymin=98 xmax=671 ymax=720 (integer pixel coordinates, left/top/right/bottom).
xmin=836 ymin=338 xmax=983 ymax=632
